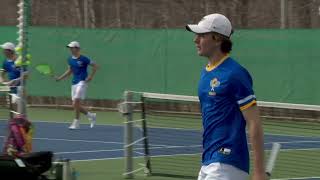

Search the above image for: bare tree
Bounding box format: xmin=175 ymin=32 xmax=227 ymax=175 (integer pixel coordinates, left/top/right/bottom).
xmin=88 ymin=0 xmax=96 ymax=28
xmin=115 ymin=0 xmax=121 ymax=27
xmin=73 ymin=0 xmax=82 ymax=27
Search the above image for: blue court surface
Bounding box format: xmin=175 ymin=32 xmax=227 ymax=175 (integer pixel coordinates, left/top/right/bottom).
xmin=0 ymin=120 xmax=319 ymax=180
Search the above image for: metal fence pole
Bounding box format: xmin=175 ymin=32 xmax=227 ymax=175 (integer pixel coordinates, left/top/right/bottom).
xmin=124 ymin=91 xmax=134 ymax=179
xmin=140 ymin=96 xmax=151 ymax=175
xmin=17 ymin=0 xmax=31 ymax=116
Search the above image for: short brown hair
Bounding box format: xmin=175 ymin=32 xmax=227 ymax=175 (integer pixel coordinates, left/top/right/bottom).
xmin=212 ymin=33 xmax=232 ymax=53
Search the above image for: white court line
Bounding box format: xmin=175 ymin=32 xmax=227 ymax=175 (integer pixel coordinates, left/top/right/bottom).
xmin=1 ymin=135 xmax=319 ymax=150
xmin=0 ymin=135 xmax=166 ymax=147
xmin=265 ymin=140 xmax=320 ymax=144
xmin=265 ymin=132 xmax=320 ymax=138
xmin=0 ymin=135 xmax=125 ymax=145
xmin=56 ymin=148 xmax=125 ymax=155
xmin=278 ymin=147 xmax=320 ymax=152
xmin=70 ymin=146 xmax=320 ymax=163
xmin=0 ymin=119 xmax=121 ymax=127
xmin=0 ymin=119 xmax=202 ymax=131
xmin=62 ymin=142 xmax=320 ymax=159
xmin=133 ymin=151 xmax=145 ymax=156
xmin=71 ymin=152 xmax=201 ymax=162
xmin=272 ymin=177 xmax=320 ymax=180
xmin=31 ymin=137 xmax=320 ymax=147
xmin=55 ymin=144 xmax=201 ymax=155
xmin=61 ymin=145 xmax=320 ymax=156
xmin=34 ymin=137 xmax=125 ymax=145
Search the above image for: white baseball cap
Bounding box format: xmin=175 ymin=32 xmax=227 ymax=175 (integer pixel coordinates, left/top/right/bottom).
xmin=0 ymin=42 xmax=16 ymax=51
xmin=67 ymin=41 xmax=80 ymax=48
xmin=186 ymin=14 xmax=233 ymax=37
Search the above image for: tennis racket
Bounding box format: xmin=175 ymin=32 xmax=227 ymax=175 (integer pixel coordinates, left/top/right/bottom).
xmin=35 ymin=64 xmax=55 ymax=78
xmin=266 ymin=143 xmax=281 ymax=178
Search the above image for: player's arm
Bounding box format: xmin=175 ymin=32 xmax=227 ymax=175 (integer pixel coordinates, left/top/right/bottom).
xmin=232 ymin=70 xmax=266 ymax=180
xmin=86 ymin=62 xmax=98 ymax=83
xmin=56 ymin=66 xmax=72 ymax=82
xmin=6 ymin=70 xmax=29 ymax=86
xmin=242 ymin=105 xmax=266 ymax=180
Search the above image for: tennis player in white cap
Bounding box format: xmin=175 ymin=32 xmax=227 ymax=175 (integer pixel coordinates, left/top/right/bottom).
xmin=0 ymin=42 xmax=28 ymax=104
xmin=186 ymin=14 xmax=266 ymax=180
xmin=56 ymin=41 xmax=98 ymax=129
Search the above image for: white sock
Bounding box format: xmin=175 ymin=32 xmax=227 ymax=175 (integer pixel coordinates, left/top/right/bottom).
xmin=74 ymin=119 xmax=79 ymax=122
xmin=87 ymin=112 xmax=92 ymax=118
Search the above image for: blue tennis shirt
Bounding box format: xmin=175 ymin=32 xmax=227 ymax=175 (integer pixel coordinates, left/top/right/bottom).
xmin=68 ymin=55 xmax=92 ymax=85
xmin=198 ymin=56 xmax=256 ymax=173
xmin=2 ymin=59 xmax=26 ymax=93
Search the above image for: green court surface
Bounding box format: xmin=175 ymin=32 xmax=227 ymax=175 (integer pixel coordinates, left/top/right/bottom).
xmin=72 ymin=150 xmax=320 ymax=180
xmin=1 ymin=107 xmax=319 ymax=180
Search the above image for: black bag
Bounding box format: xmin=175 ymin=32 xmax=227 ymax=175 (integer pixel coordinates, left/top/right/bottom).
xmin=0 ymin=151 xmax=53 ymax=180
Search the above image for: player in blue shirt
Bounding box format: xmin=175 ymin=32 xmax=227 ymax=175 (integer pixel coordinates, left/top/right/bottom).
xmin=0 ymin=42 xmax=28 ymax=104
xmin=186 ymin=14 xmax=265 ymax=180
xmin=56 ymin=41 xmax=98 ymax=129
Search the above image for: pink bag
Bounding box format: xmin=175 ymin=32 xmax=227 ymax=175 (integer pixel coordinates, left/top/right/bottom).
xmin=3 ymin=115 xmax=33 ymax=156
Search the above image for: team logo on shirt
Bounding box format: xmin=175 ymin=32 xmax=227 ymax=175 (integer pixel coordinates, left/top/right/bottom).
xmin=209 ymin=78 xmax=220 ymax=96
xmin=77 ymin=61 xmax=83 ymax=67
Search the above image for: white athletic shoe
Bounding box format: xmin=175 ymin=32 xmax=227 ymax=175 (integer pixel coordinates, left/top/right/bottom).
xmin=88 ymin=113 xmax=96 ymax=128
xmin=69 ymin=119 xmax=80 ymax=130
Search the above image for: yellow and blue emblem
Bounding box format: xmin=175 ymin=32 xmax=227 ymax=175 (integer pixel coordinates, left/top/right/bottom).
xmin=209 ymin=78 xmax=220 ymax=96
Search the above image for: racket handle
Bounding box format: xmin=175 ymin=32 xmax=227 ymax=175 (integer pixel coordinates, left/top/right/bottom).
xmin=265 ymin=143 xmax=281 ymax=176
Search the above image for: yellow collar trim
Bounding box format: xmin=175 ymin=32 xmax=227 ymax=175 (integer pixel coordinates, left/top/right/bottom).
xmin=206 ymin=54 xmax=229 ymax=72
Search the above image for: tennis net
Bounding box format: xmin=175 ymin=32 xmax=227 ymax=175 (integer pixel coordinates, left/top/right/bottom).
xmin=0 ymin=86 xmax=12 ymax=120
xmin=121 ymin=91 xmax=320 ymax=179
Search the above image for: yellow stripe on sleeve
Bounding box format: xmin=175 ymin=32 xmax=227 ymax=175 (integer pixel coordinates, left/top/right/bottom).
xmin=240 ymin=100 xmax=257 ymax=111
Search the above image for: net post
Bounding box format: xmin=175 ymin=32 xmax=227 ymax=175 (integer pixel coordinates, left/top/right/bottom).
xmin=140 ymin=96 xmax=152 ymax=175
xmin=123 ymin=91 xmax=134 ymax=179
xmin=8 ymin=93 xmax=13 ymax=119
xmin=16 ymin=0 xmax=31 ymax=116
xmin=1 ymin=87 xmax=13 ymax=119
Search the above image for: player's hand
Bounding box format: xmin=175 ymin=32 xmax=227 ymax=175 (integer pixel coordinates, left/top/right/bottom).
xmin=85 ymin=77 xmax=93 ymax=83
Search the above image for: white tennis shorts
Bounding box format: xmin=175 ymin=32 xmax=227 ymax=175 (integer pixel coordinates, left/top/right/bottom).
xmin=198 ymin=163 xmax=248 ymax=180
xmin=11 ymin=93 xmax=19 ymax=104
xmin=71 ymin=81 xmax=87 ymax=101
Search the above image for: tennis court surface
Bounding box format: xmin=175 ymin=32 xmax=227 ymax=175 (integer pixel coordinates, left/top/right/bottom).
xmin=0 ymin=107 xmax=319 ymax=180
